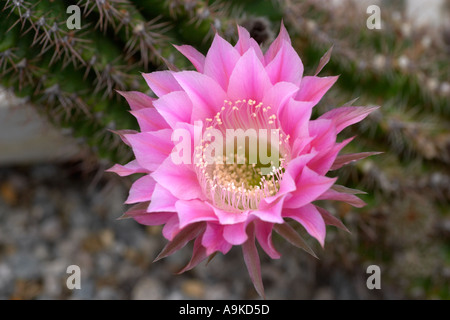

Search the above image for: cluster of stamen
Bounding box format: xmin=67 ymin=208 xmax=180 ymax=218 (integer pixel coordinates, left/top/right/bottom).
xmin=194 ymin=99 xmax=291 ymax=212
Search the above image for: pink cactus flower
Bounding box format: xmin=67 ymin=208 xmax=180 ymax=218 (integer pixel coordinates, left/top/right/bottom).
xmin=108 ymin=22 xmax=378 ymax=298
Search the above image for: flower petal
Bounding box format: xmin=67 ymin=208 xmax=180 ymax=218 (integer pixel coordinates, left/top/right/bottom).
xmin=227 ymin=48 xmax=272 ymax=102
xmin=130 ymin=108 xmax=169 ymax=132
xmin=202 ymin=223 xmax=232 ymax=255
xmin=265 ymin=40 xmax=303 ymax=86
xmin=142 ymin=71 xmax=182 ymax=98
xmin=295 ymin=75 xmax=338 ymax=106
xmin=207 ymin=203 xmax=249 ymax=225
xmin=174 ymin=44 xmax=205 ymax=72
xmin=162 ymin=215 xmax=180 ymax=241
xmin=308 ymin=118 xmax=338 ymax=152
xmin=308 ymin=137 xmax=354 ymax=175
xmin=331 ymin=151 xmax=382 ymax=170
xmin=235 ymin=25 xmax=264 ymax=63
xmin=151 ymin=157 xmax=204 ymax=201
xmin=155 ymin=222 xmax=205 ymax=261
xmin=176 ymin=237 xmax=208 ymax=274
xmin=264 ymin=21 xmax=291 ymax=64
xmin=106 ymin=160 xmax=148 ymax=177
xmin=173 ymin=71 xmax=227 ymax=121
xmin=242 ymin=223 xmax=265 ymax=299
xmin=284 ymin=166 xmax=337 ymax=209
xmin=255 ymin=221 xmax=280 ymax=259
xmin=223 ymin=222 xmax=248 ymax=245
xmin=282 ymin=204 xmax=326 ymax=247
xmin=117 ymin=90 xmax=154 ymax=111
xmin=278 ymin=98 xmax=313 ymax=142
xmin=262 ymin=81 xmax=299 ymax=113
xmin=251 ymin=196 xmax=285 ymax=224
xmin=314 ymin=46 xmax=333 ymax=76
xmin=125 ymin=174 xmax=156 ymax=204
xmin=315 ymin=206 xmax=350 ymax=233
xmin=175 ymin=199 xmax=218 ymax=228
xmin=153 ymin=91 xmax=193 ymax=128
xmin=125 ymin=129 xmax=173 ymax=171
xmin=133 ymin=212 xmax=176 ymax=227
xmin=148 ymin=184 xmax=178 ymax=212
xmin=319 ymin=106 xmax=379 ymax=133
xmin=203 ymin=33 xmax=240 ymax=90
xmin=109 ymin=129 xmax=137 ymax=147
xmin=317 ymin=188 xmax=366 ymax=208
xmin=273 ymin=223 xmax=317 ymax=258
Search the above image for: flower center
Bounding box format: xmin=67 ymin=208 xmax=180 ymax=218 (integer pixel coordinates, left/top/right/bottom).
xmin=194 ymin=99 xmax=291 ymax=212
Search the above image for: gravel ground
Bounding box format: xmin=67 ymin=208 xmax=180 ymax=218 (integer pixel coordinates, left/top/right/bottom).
xmin=0 ymin=163 xmax=382 ymax=300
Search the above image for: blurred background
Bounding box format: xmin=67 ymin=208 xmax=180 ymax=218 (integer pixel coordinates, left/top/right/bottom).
xmin=0 ymin=0 xmax=449 ymax=299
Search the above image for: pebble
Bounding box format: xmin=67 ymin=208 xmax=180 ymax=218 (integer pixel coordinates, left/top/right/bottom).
xmin=181 ymin=279 xmax=205 ymax=299
xmin=131 ymin=277 xmax=165 ymax=300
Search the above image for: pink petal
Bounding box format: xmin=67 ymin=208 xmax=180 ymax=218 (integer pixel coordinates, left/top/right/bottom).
xmin=227 ymin=48 xmax=272 ymax=102
xmin=106 ymin=160 xmax=148 ymax=177
xmin=284 ymin=151 xmax=318 ymax=181
xmin=277 ymin=98 xmax=313 ymax=142
xmin=174 ymin=44 xmax=205 ymax=73
xmin=282 ymin=204 xmax=326 ymax=247
xmin=117 ymin=90 xmax=154 ymax=111
xmin=242 ymin=223 xmax=265 ymax=298
xmin=263 ymin=171 xmax=296 ymax=204
xmin=317 ymin=188 xmax=366 ymax=208
xmin=308 ymin=118 xmax=338 ymax=152
xmin=176 ymin=237 xmax=208 ymax=274
xmin=273 ymin=223 xmax=317 ymax=258
xmin=235 ymin=26 xmax=264 ymax=63
xmin=203 ymin=33 xmax=240 ymax=90
xmin=307 ymin=137 xmax=354 ymax=175
xmin=207 ymin=203 xmax=249 ymax=225
xmin=255 ymin=221 xmax=280 ymax=259
xmin=129 ymin=108 xmax=169 ymax=132
xmin=117 ymin=201 xmax=148 ymax=220
xmin=262 ymin=81 xmax=299 ymax=113
xmin=155 ymin=223 xmax=205 ymax=261
xmin=162 ymin=214 xmax=180 ymax=241
xmin=331 ymin=151 xmax=382 ymax=170
xmin=284 ymin=166 xmax=337 ymax=209
xmin=134 ymin=212 xmax=176 ymax=227
xmin=151 ymin=157 xmax=204 ymax=201
xmin=109 ymin=129 xmax=137 ymax=147
xmin=152 ymin=91 xmax=193 ymax=128
xmin=319 ymin=106 xmax=379 ymax=133
xmin=148 ymin=184 xmax=178 ymax=212
xmin=142 ymin=71 xmax=182 ymax=98
xmin=295 ymin=75 xmax=338 ymax=106
xmin=223 ymin=222 xmax=248 ymax=245
xmin=265 ymin=40 xmax=303 ymax=86
xmin=202 ymin=223 xmax=232 ymax=255
xmin=314 ymin=46 xmax=333 ymax=76
xmin=173 ymin=71 xmax=227 ymax=121
xmin=125 ymin=129 xmax=173 ymax=171
xmin=292 ymin=136 xmax=315 ymax=158
xmin=264 ymin=21 xmax=291 ymax=65
xmin=316 ymin=206 xmax=349 ymax=233
xmin=175 ymin=199 xmax=218 ymax=228
xmin=264 ymin=152 xmax=318 ymax=204
xmin=125 ymin=174 xmax=156 ymax=204
xmin=251 ymin=197 xmax=285 ymax=224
